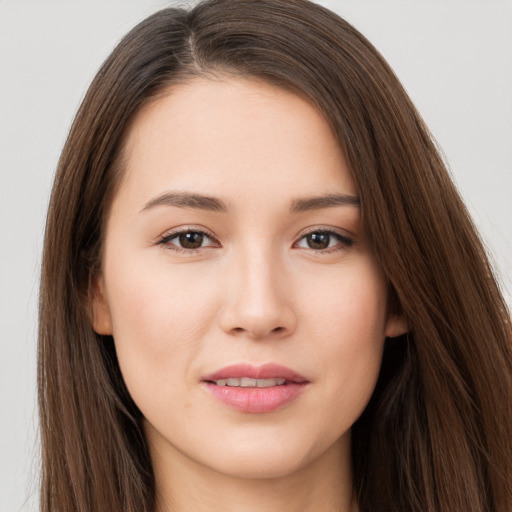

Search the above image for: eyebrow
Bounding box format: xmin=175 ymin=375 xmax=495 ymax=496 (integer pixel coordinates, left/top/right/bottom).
xmin=141 ymin=192 xmax=228 ymax=213
xmin=141 ymin=191 xmax=360 ymax=214
xmin=290 ymin=193 xmax=360 ymax=213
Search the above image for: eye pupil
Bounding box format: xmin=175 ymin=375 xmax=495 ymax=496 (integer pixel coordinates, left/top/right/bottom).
xmin=179 ymin=232 xmax=204 ymax=249
xmin=307 ymin=232 xmax=330 ymax=249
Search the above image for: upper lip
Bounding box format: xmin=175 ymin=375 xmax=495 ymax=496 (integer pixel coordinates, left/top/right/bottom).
xmin=202 ymin=363 xmax=309 ymax=383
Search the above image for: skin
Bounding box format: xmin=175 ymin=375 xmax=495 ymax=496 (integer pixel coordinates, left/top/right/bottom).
xmin=92 ymin=77 xmax=407 ymax=512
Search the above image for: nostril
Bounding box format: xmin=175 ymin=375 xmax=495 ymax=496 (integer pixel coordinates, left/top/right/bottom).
xmin=228 ymin=325 xmax=287 ymax=339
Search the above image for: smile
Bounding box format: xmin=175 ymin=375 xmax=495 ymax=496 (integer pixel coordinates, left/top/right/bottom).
xmin=202 ymin=364 xmax=309 ymax=413
xmin=214 ymin=377 xmax=286 ymax=387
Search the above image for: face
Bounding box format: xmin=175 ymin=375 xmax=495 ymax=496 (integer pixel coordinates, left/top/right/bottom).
xmin=92 ymin=77 xmax=406 ymax=480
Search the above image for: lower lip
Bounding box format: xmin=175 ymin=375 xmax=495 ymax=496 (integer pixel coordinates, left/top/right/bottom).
xmin=203 ymin=382 xmax=307 ymax=413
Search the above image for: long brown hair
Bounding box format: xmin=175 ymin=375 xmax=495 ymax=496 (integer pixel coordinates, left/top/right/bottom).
xmin=38 ymin=1 xmax=512 ymax=510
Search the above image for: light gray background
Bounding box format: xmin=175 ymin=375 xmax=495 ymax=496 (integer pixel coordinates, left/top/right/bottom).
xmin=1 ymin=1 xmax=511 ymax=510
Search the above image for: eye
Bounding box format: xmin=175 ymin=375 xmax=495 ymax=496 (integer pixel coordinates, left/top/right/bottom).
xmin=295 ymin=229 xmax=353 ymax=252
xmin=158 ymin=229 xmax=220 ymax=252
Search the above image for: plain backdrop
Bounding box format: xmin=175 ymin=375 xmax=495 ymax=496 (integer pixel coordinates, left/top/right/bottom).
xmin=1 ymin=1 xmax=511 ymax=510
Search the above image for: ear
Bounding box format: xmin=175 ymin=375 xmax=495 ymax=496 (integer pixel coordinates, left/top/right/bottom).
xmin=90 ymin=275 xmax=113 ymax=335
xmin=384 ymin=312 xmax=408 ymax=339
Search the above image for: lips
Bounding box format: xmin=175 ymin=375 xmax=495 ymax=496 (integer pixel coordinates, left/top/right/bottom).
xmin=203 ymin=363 xmax=308 ymax=384
xmin=202 ymin=363 xmax=309 ymax=413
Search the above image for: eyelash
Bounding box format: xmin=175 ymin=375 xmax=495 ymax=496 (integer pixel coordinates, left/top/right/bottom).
xmin=157 ymin=227 xmax=354 ymax=255
xmin=294 ymin=229 xmax=354 ymax=253
xmin=157 ymin=228 xmax=219 ymax=254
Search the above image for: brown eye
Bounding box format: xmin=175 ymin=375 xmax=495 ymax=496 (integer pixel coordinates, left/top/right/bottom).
xmin=295 ymin=230 xmax=354 ymax=252
xmin=306 ymin=232 xmax=330 ymax=250
xmin=178 ymin=231 xmax=204 ymax=249
xmin=159 ymin=229 xmax=218 ymax=252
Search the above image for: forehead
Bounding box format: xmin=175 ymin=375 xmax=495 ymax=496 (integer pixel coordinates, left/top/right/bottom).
xmin=118 ymin=76 xmax=356 ymax=208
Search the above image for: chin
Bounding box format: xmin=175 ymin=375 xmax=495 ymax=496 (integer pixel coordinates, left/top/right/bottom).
xmin=196 ymin=429 xmax=346 ymax=481
xmin=208 ymin=449 xmax=310 ymax=480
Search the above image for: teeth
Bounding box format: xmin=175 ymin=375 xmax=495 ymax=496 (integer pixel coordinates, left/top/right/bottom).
xmin=214 ymin=377 xmax=286 ymax=387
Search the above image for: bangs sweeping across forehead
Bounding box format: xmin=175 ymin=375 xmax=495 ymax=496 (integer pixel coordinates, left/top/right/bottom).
xmin=38 ymin=1 xmax=512 ymax=512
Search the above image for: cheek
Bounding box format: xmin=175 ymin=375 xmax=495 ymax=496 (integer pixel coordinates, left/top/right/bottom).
xmin=318 ymin=255 xmax=387 ymax=333
xmin=303 ymin=261 xmax=388 ymax=412
xmin=103 ymin=257 xmax=220 ymax=400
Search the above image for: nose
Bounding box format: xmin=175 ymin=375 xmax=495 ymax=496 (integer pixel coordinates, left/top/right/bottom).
xmin=218 ymin=246 xmax=297 ymax=340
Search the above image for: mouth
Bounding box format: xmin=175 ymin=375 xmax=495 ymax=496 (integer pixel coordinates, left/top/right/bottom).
xmin=212 ymin=377 xmax=287 ymax=387
xmin=202 ymin=363 xmax=309 ymax=413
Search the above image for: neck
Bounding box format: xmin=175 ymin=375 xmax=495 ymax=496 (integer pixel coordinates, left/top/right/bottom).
xmin=148 ymin=427 xmax=358 ymax=512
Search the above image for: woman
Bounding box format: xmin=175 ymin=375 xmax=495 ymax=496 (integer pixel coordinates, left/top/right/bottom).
xmin=38 ymin=0 xmax=512 ymax=511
